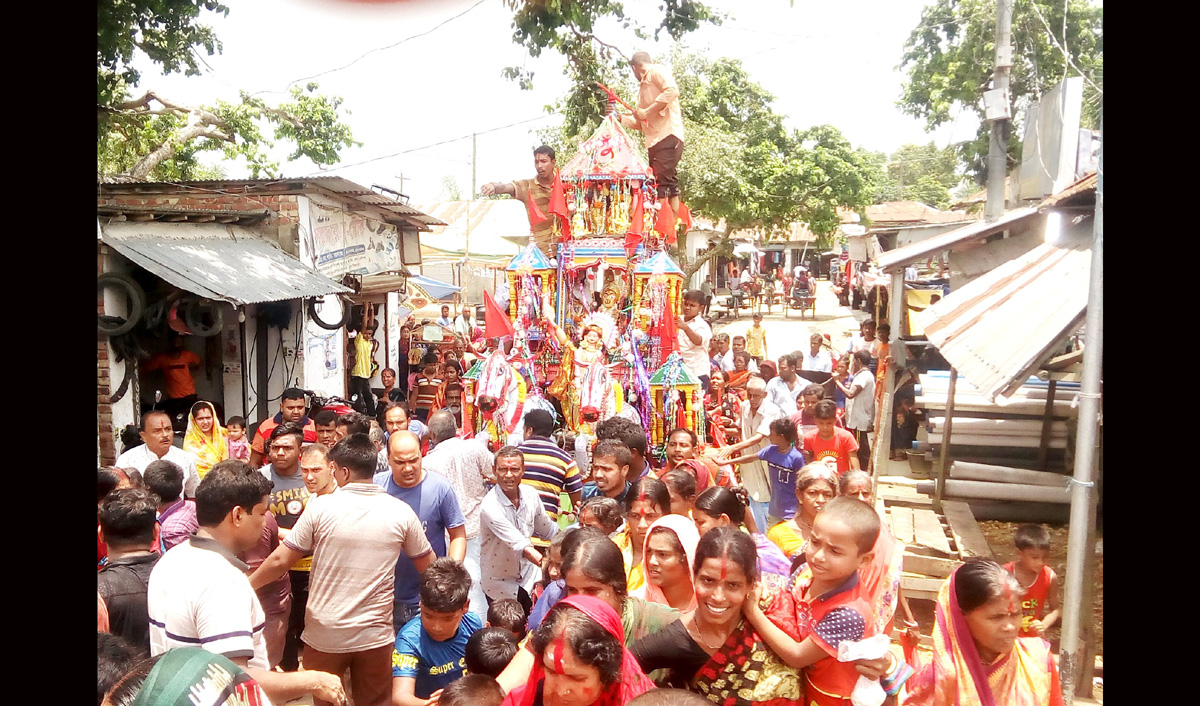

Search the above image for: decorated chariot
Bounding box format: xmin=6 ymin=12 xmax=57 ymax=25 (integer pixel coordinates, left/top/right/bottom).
xmin=466 ymin=97 xmax=702 ymax=462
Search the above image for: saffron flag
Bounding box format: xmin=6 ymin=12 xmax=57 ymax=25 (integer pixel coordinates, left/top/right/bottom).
xmin=677 ymin=202 xmax=693 ymax=233
xmin=483 ymin=290 xmax=515 ymax=340
xmin=548 ymin=170 xmax=572 ymax=241
xmin=654 ymin=198 xmax=677 ymax=245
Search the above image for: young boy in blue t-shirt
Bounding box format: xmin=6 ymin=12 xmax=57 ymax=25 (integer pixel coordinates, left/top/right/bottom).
xmin=392 ymin=558 xmax=483 ymax=706
xmin=723 ymin=417 xmax=807 ymax=529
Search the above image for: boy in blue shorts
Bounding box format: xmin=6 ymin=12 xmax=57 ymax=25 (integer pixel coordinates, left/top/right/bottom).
xmin=392 ymin=558 xmax=483 ymax=706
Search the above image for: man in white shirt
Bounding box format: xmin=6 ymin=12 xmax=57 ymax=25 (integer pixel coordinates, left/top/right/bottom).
xmin=250 ymin=434 xmax=434 ymax=706
xmin=837 ymin=349 xmax=877 ymax=470
xmin=479 ymin=446 xmax=557 ymax=614
xmin=421 ymin=410 xmax=494 ymax=620
xmin=765 ymin=353 xmax=804 ymax=415
xmin=676 ymin=289 xmax=713 ymax=391
xmin=148 ymin=461 xmax=344 ymax=705
xmin=800 ymin=332 xmax=834 ymax=373
xmin=717 ymin=377 xmax=784 ymax=533
xmin=116 ymin=410 xmax=200 ymax=498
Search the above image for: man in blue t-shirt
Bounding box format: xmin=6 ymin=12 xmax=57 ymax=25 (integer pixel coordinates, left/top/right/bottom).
xmin=392 ymin=558 xmax=482 ymax=705
xmin=374 ymin=432 xmax=467 ymax=629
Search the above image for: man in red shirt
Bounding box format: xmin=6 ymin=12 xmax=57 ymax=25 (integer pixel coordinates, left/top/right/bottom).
xmin=802 ymin=400 xmax=861 ymax=475
xmin=250 ymin=388 xmax=317 ymax=469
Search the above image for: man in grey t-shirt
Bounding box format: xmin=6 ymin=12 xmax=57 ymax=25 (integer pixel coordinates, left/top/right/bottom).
xmin=258 ymin=422 xmax=312 ymax=673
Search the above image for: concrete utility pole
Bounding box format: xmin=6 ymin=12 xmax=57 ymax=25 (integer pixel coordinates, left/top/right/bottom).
xmin=471 ymin=133 xmax=477 ymax=198
xmin=985 ymin=0 xmax=1014 ymax=221
xmin=1059 ymin=115 xmax=1101 ymax=705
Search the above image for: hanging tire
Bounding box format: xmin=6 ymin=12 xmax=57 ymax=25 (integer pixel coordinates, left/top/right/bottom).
xmin=98 ymin=273 xmax=145 ymax=337
xmin=308 ymin=295 xmax=351 ymax=330
xmin=183 ymin=298 xmax=225 ymax=337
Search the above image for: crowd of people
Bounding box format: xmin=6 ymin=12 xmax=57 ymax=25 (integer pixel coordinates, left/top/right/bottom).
xmin=97 ymin=289 xmax=1064 ymax=706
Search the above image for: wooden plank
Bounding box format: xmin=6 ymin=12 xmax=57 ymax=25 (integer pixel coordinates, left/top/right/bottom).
xmin=890 ymin=506 xmax=915 ymax=545
xmin=900 ymin=574 xmax=943 ymax=600
xmin=942 ymin=499 xmax=994 ymax=558
xmin=902 ymin=552 xmax=961 ymax=579
xmin=912 ymin=508 xmax=954 ymax=556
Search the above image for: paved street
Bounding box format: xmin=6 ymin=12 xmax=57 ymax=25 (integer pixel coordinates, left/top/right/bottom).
xmin=713 ymin=279 xmax=868 ymax=357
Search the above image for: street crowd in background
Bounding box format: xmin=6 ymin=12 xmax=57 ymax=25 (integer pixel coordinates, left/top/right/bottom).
xmin=97 ymin=273 xmax=1063 ymax=706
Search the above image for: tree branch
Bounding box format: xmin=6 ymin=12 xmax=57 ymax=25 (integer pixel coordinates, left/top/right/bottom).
xmin=109 ymin=90 xmax=231 ymax=130
xmin=568 ymin=26 xmax=630 ymax=63
xmin=125 ymin=121 xmax=233 ymax=180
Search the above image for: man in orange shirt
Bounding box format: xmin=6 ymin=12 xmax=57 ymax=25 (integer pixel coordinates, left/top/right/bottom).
xmin=620 ymin=52 xmax=685 ymax=218
xmin=142 ymin=335 xmax=202 ymax=403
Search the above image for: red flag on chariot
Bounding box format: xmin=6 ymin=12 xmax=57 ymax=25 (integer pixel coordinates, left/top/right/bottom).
xmin=548 ymin=170 xmax=572 ymax=240
xmin=483 ymin=290 xmax=515 ymax=340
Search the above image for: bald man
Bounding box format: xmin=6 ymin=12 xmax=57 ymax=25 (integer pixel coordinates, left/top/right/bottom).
xmin=373 ymin=431 xmax=466 ymax=629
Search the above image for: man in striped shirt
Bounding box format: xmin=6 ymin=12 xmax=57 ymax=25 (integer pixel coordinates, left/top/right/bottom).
xmin=516 ymin=410 xmax=582 ymax=524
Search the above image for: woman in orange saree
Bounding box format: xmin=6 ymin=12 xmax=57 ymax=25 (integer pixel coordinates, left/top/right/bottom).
xmin=902 ymin=558 xmax=1064 ymax=706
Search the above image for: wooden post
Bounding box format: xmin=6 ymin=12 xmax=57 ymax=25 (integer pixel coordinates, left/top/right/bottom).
xmin=933 ymin=367 xmax=957 ymax=512
xmin=1037 ymin=378 xmax=1057 ymax=468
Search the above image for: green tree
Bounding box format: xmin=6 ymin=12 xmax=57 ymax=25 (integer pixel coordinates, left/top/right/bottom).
xmin=98 ymin=0 xmax=358 ymax=181
xmin=540 ymin=51 xmax=875 ymax=277
xmin=864 ymin=142 xmax=965 ymax=208
xmin=500 ymin=0 xmax=722 ymax=134
xmin=898 ymin=0 xmax=1102 ymax=184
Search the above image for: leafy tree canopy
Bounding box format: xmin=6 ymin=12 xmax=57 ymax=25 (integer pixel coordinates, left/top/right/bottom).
xmin=98 ymin=0 xmax=358 ymax=181
xmin=861 ymin=142 xmax=965 ymax=209
xmin=898 ymin=0 xmax=1102 ymax=184
xmin=501 ymin=0 xmax=723 ymax=134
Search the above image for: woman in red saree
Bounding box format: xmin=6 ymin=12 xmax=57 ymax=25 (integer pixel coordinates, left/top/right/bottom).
xmin=501 ymin=594 xmax=655 ymax=706
xmin=901 ymin=558 xmax=1064 ymax=706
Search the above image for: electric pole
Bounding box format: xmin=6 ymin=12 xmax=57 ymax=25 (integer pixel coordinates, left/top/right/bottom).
xmin=985 ymin=0 xmax=1014 ymax=221
xmin=471 ymin=133 xmax=477 ymax=198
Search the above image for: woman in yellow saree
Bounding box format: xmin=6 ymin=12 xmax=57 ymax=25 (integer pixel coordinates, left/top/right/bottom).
xmin=183 ymin=400 xmax=227 ymax=479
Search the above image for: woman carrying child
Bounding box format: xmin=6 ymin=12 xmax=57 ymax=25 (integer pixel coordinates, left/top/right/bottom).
xmin=630 ymin=528 xmax=803 ymax=704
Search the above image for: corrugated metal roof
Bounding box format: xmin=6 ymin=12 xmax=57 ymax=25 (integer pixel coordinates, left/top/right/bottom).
xmin=410 ymin=200 xmax=527 ymax=257
xmin=916 ymin=236 xmax=1091 ymax=401
xmin=100 ymin=222 xmax=350 ymax=306
xmin=98 ymin=177 xmax=446 ymax=228
xmin=876 ymin=207 xmax=1042 ymax=272
xmin=1038 ymin=171 xmax=1097 ymax=209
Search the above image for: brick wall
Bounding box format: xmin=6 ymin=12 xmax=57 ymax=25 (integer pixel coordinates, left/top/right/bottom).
xmin=95 ymin=193 xmax=300 ymax=226
xmin=98 ymin=242 xmax=116 ymax=465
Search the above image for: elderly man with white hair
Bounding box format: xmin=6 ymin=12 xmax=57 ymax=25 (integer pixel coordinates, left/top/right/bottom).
xmin=719 ymin=376 xmax=785 ymax=532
